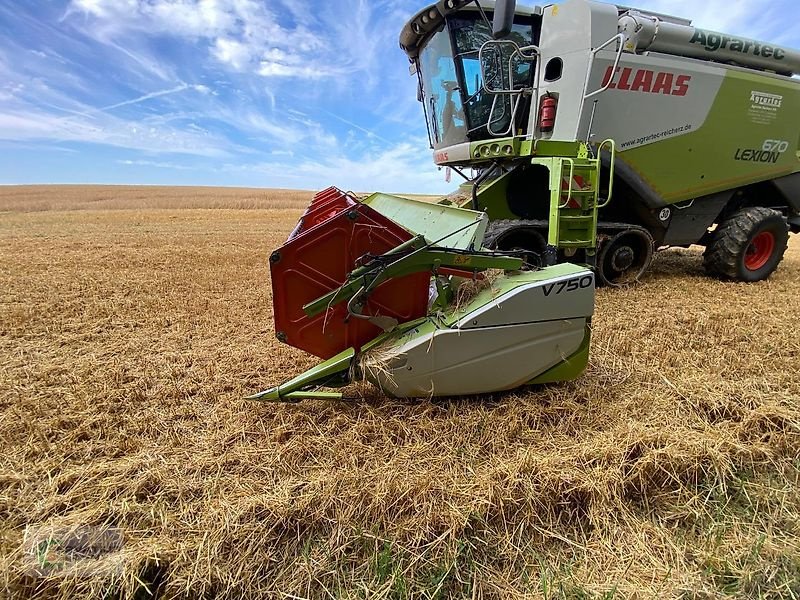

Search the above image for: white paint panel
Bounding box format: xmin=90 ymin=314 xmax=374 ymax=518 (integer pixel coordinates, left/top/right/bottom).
xmin=585 ymin=53 xmax=726 ymax=150
xmin=367 ymin=319 xmax=588 ymax=398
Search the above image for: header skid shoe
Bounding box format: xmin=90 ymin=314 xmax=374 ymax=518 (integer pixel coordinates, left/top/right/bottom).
xmin=250 ymin=187 xmax=595 ymax=403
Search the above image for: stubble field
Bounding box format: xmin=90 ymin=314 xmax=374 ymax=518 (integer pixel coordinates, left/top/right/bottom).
xmin=1 ymin=185 xmax=799 ymax=599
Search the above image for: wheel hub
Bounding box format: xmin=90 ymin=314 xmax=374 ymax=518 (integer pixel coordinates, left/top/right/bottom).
xmin=610 ymin=246 xmax=635 ymax=272
xmin=597 ymin=228 xmax=654 ymax=287
xmin=744 ymin=231 xmax=775 ymax=271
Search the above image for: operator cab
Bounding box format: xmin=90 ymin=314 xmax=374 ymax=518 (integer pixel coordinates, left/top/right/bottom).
xmin=400 ymin=1 xmax=542 ymax=151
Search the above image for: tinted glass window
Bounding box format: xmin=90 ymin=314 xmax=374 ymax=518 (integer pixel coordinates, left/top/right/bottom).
xmin=419 ymin=28 xmax=467 ymax=147
xmin=450 ymin=16 xmax=534 ymax=136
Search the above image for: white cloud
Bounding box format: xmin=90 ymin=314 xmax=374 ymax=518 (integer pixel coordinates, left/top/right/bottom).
xmin=69 ymin=0 xmax=330 ymax=79
xmin=149 ymin=0 xmax=235 ymax=37
xmin=234 ymin=110 xmax=339 ymax=149
xmin=0 ymin=82 xmax=25 ymax=102
xmin=117 ymin=158 xmax=197 ymax=170
xmin=212 ymin=38 xmax=249 ymax=70
xmin=70 ymin=0 xmax=127 ymax=19
xmin=257 ymin=62 xmax=331 ymax=80
xmin=63 ymin=0 xmax=421 ymax=95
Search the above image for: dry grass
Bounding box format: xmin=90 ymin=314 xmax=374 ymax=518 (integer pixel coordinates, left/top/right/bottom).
xmin=0 ymin=185 xmax=314 ymax=212
xmin=0 ymin=186 xmax=441 ymax=213
xmin=0 ymin=185 xmax=798 ymax=599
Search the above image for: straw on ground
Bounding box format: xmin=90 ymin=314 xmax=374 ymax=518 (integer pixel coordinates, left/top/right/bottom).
xmin=0 ymin=185 xmax=798 ymax=599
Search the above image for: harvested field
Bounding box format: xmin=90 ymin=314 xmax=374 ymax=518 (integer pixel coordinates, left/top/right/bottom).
xmin=1 ymin=185 xmax=799 ymax=599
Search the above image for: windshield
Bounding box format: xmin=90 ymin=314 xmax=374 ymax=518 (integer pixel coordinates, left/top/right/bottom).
xmin=419 ymin=27 xmax=468 ymax=149
xmin=418 ymin=14 xmax=536 ymax=149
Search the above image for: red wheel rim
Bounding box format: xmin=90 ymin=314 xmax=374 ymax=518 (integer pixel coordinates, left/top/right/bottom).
xmin=744 ymin=231 xmax=775 ymax=271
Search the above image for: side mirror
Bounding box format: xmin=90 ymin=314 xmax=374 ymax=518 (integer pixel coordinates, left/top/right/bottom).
xmin=492 ymin=0 xmax=517 ymax=39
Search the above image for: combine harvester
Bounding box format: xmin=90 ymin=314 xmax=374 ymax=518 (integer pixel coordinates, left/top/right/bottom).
xmin=250 ymin=187 xmax=595 ymax=401
xmin=250 ymin=0 xmax=800 ymax=402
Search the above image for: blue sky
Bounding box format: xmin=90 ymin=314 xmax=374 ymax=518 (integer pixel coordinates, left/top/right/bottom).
xmin=0 ymin=0 xmax=798 ymax=194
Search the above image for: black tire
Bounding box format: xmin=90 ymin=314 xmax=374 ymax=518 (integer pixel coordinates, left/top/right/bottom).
xmin=485 ymin=221 xmax=549 ymax=269
xmin=703 ymin=207 xmax=789 ymax=282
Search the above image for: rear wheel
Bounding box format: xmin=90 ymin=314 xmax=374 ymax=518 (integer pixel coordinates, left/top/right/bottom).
xmin=703 ymin=207 xmax=789 ymax=282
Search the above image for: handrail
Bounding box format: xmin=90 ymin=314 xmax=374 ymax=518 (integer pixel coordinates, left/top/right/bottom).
xmin=478 ymin=41 xmax=540 ymax=95
xmin=583 ymin=33 xmax=625 ymax=101
xmin=557 ymin=158 xmax=576 ymax=209
xmin=485 ymin=95 xmax=506 ymax=135
xmin=477 ymin=40 xmax=541 ymax=138
xmin=486 ymin=91 xmax=526 ymax=137
xmin=595 ymin=139 xmax=616 ymax=209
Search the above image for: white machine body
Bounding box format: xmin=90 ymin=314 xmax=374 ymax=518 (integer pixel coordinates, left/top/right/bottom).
xmin=364 ymin=265 xmax=594 ymax=398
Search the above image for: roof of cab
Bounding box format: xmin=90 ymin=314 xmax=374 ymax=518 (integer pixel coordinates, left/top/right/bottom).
xmin=399 ymin=0 xmax=541 ymax=60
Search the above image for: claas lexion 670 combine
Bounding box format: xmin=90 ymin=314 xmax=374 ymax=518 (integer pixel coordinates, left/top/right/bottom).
xmin=249 ymin=0 xmax=800 ymax=403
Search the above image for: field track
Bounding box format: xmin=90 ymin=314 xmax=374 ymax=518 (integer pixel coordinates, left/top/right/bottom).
xmin=1 ymin=186 xmax=799 ymax=599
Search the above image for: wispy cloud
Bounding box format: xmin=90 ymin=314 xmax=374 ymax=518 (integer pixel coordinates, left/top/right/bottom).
xmin=317 ymin=108 xmax=394 ymax=145
xmin=0 ymin=108 xmax=230 ymax=157
xmin=95 ymin=84 xmax=199 ymax=113
xmin=629 ymin=0 xmax=792 ymax=43
xmin=224 ymin=139 xmax=444 ymax=193
xmin=117 ymin=159 xmax=198 ymax=170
